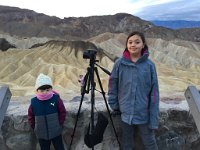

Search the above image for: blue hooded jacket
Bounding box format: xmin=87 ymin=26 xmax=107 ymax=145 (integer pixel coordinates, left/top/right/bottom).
xmin=108 ymin=49 xmax=159 ymax=129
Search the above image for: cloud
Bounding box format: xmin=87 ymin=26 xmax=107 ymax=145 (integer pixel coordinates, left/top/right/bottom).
xmin=134 ymin=0 xmax=200 ymax=21
xmin=0 ymin=0 xmax=182 ymax=18
xmin=0 ymin=0 xmax=199 ymax=20
xmin=0 ymin=0 xmax=138 ymax=18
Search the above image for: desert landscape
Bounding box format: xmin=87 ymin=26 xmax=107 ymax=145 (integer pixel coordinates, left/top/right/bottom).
xmin=0 ymin=33 xmax=200 ymax=99
xmin=0 ymin=5 xmax=200 ymax=149
xmin=0 ymin=6 xmax=200 ymax=99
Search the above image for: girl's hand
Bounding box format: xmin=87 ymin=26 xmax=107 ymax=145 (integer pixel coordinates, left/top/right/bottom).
xmin=111 ymin=109 xmax=121 ymax=117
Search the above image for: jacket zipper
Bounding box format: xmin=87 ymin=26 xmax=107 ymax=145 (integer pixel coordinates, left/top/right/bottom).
xmin=44 ymin=102 xmax=49 ymax=139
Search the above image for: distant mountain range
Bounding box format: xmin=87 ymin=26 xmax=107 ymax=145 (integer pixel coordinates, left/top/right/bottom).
xmin=0 ymin=5 xmax=200 ymax=42
xmin=151 ymin=20 xmax=200 ymax=29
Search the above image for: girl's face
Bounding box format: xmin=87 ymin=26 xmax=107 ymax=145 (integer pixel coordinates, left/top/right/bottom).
xmin=127 ymin=35 xmax=144 ymax=57
xmin=37 ymin=88 xmax=52 ymax=94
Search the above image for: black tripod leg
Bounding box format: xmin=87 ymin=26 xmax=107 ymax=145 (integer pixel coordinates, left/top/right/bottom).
xmin=69 ymin=72 xmax=89 ymax=150
xmin=94 ymin=67 xmax=121 ymax=149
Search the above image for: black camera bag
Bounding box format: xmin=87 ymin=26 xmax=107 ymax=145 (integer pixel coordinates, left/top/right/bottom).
xmin=84 ymin=112 xmax=108 ymax=148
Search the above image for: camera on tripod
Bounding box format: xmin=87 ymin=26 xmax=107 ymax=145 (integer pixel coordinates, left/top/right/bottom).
xmin=83 ymin=49 xmax=97 ymax=60
xmin=69 ymin=48 xmax=120 ymax=150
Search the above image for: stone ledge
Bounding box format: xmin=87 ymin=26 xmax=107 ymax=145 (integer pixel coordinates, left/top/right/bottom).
xmin=1 ymin=96 xmax=200 ymax=150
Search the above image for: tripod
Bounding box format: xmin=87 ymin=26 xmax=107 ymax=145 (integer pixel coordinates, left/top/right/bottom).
xmin=69 ymin=57 xmax=121 ymax=150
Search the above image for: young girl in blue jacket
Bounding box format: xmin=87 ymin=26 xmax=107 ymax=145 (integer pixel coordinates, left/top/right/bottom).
xmin=28 ymin=73 xmax=67 ymax=150
xmin=108 ymin=31 xmax=159 ymax=150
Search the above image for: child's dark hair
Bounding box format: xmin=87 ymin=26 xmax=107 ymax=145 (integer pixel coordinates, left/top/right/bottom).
xmin=37 ymin=85 xmax=52 ymax=91
xmin=125 ymin=31 xmax=148 ymax=51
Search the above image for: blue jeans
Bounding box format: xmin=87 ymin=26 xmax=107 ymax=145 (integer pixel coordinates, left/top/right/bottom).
xmin=121 ymin=121 xmax=158 ymax=150
xmin=38 ymin=135 xmax=65 ymax=150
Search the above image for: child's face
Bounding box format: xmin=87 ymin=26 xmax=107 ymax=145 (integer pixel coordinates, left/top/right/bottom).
xmin=127 ymin=35 xmax=144 ymax=56
xmin=37 ymin=88 xmax=52 ymax=94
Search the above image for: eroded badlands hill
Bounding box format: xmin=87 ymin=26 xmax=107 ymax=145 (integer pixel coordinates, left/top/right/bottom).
xmin=0 ymin=33 xmax=200 ymax=97
xmin=0 ymin=40 xmax=113 ymax=96
xmin=90 ymin=33 xmax=200 ymax=95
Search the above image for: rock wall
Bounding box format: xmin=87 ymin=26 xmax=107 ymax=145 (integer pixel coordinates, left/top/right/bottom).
xmin=0 ymin=96 xmax=200 ymax=150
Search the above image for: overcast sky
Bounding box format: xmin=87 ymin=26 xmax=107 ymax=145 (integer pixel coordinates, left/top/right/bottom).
xmin=0 ymin=0 xmax=199 ymax=21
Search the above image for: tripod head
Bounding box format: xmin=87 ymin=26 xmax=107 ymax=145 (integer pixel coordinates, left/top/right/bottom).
xmin=83 ymin=49 xmax=97 ymax=67
xmin=83 ymin=49 xmax=111 ymax=76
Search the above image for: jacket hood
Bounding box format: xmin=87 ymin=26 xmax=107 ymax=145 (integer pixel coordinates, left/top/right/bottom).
xmin=122 ymin=48 xmax=149 ymax=63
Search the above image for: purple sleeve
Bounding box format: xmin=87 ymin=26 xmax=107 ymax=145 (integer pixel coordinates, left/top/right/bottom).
xmin=28 ymin=105 xmax=35 ymax=129
xmin=58 ymin=98 xmax=67 ymax=125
